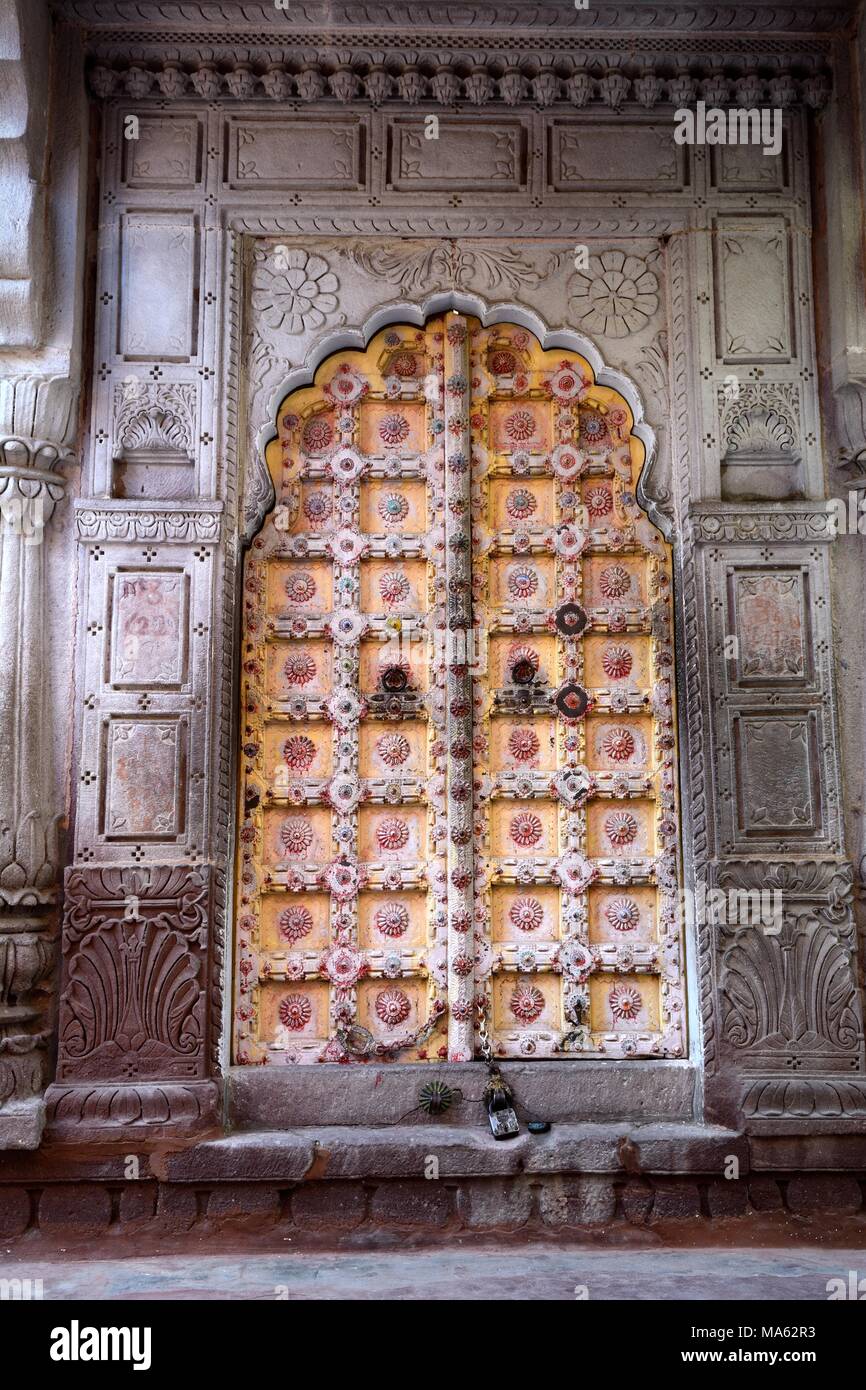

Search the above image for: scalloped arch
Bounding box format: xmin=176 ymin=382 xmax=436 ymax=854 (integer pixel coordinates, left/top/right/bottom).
xmin=246 ymin=291 xmax=667 ymax=542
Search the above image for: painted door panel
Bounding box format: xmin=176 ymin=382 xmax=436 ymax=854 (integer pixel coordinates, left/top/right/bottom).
xmin=234 ymin=316 xmax=684 ymax=1065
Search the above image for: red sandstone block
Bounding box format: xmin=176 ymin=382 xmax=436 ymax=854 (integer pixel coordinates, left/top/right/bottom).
xmin=786 ymin=1175 xmax=862 ymax=1214
xmin=292 ymin=1181 xmax=367 ymax=1231
xmin=619 ymin=1179 xmax=654 ymax=1225
xmin=206 ymin=1184 xmax=280 ymax=1228
xmin=457 ymin=1178 xmax=533 ymax=1231
xmin=748 ymin=1177 xmax=784 ymax=1211
xmin=706 ymin=1181 xmax=750 ymax=1217
xmin=369 ymin=1180 xmax=454 ymax=1228
xmin=154 ymin=1185 xmax=198 ymax=1234
xmin=38 ymin=1184 xmax=111 ymax=1236
xmin=649 ymin=1180 xmax=702 ymax=1221
xmin=118 ymin=1183 xmax=157 ymax=1226
xmin=0 ymin=1186 xmax=30 ymax=1239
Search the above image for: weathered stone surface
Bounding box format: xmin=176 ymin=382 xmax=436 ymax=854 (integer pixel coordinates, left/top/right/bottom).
xmin=748 ymin=1177 xmax=784 ymax=1211
xmin=538 ymin=1176 xmax=617 ymax=1227
xmin=619 ymin=1179 xmax=655 ymax=1225
xmin=457 ymin=1178 xmax=533 ymax=1231
xmin=706 ymin=1181 xmax=750 ymax=1218
xmin=369 ymin=1180 xmax=454 ymax=1228
xmin=118 ymin=1183 xmax=157 ymax=1228
xmin=786 ymin=1175 xmax=863 ymax=1214
xmin=38 ymin=1184 xmax=111 ymax=1236
xmin=206 ymin=1184 xmax=280 ymax=1228
xmin=648 ymin=1181 xmax=702 ymax=1222
xmin=292 ymin=1182 xmax=367 ymax=1231
xmin=0 ymin=1185 xmax=30 ymax=1238
xmin=153 ymin=1185 xmax=198 ymax=1234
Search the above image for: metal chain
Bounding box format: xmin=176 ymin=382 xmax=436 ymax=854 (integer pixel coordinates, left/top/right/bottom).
xmin=476 ymin=998 xmax=493 ymax=1067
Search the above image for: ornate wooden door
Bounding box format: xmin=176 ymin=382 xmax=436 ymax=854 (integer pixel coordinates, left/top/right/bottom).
xmin=234 ymin=314 xmax=684 ymax=1066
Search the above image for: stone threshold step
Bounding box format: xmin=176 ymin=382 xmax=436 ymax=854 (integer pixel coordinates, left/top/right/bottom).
xmin=157 ymin=1121 xmax=745 ymax=1183
xmin=227 ymin=1058 xmax=697 ymax=1128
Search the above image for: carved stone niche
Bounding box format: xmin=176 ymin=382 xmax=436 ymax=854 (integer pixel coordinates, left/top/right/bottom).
xmin=44 ymin=863 xmax=219 ymax=1140
xmin=718 ymin=383 xmax=804 ymax=501
xmin=111 ymin=381 xmax=197 ymax=500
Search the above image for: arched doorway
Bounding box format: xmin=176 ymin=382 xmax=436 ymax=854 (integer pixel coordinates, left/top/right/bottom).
xmin=234 ymin=313 xmax=684 ymax=1066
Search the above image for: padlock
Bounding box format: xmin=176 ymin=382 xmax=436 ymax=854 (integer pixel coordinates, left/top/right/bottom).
xmin=483 ymin=1066 xmax=520 ymax=1140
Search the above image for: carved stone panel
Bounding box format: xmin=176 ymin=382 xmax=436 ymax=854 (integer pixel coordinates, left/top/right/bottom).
xmin=385 ymin=118 xmax=528 ymax=193
xmin=54 ymin=864 xmax=212 ymax=1084
xmin=712 ymin=215 xmax=794 ymax=364
xmin=107 ymin=570 xmax=190 ymax=689
xmin=101 ymin=716 xmax=188 ymax=840
xmin=732 ymin=711 xmax=822 ymax=839
xmin=725 ymin=568 xmax=813 ymax=688
xmin=224 ymin=116 xmax=367 ymax=191
xmin=120 ymin=114 xmax=203 ymax=189
xmin=118 ymin=212 xmax=200 ymax=361
xmin=547 ymin=120 xmax=687 ymax=192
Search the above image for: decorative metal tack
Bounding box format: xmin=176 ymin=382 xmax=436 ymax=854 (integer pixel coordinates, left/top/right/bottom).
xmin=419 ymin=1079 xmax=455 ymax=1115
xmin=555 ymin=681 xmax=590 ymax=719
xmin=555 ymin=601 xmax=589 ymax=637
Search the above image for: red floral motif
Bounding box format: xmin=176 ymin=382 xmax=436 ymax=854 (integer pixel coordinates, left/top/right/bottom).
xmin=376 ymin=732 xmax=411 ymax=767
xmin=284 ymin=570 xmax=317 ymax=605
xmin=601 ymin=644 xmax=633 ymax=680
xmin=580 ymin=411 xmax=608 ymax=445
xmin=510 ymin=897 xmax=544 ymax=932
xmin=280 ymin=816 xmax=315 ymax=856
xmin=375 ymin=988 xmax=411 ymax=1027
xmin=303 ymin=490 xmax=332 ymax=528
xmin=451 ymin=954 xmax=474 ymax=977
xmin=378 ymin=492 xmax=410 ymax=525
xmin=509 ymin=811 xmax=544 ymax=848
xmin=283 ymin=650 xmax=317 ymax=686
xmin=599 ymin=564 xmax=632 ymax=600
xmin=510 ymin=982 xmax=545 ymax=1023
xmin=282 ymin=735 xmax=317 ymax=772
xmin=277 ymin=904 xmax=314 ymax=945
xmin=602 ymin=727 xmax=636 ymax=762
xmin=374 ymin=901 xmax=410 ymax=938
xmin=609 ymin=982 xmax=642 ymax=1022
xmin=489 ymin=349 xmax=518 ymax=376
xmin=507 ymin=644 xmax=540 ymax=677
xmin=505 ymin=408 xmax=536 ymax=443
xmin=584 ymin=485 xmax=613 ymax=518
xmin=507 ymin=565 xmax=540 ymax=601
xmin=302 ymin=416 xmax=334 ymax=453
xmin=379 ymin=569 xmax=412 ymax=606
xmin=279 ymin=993 xmax=312 ymax=1030
xmin=378 ymin=412 xmax=411 ymax=446
xmin=390 ymin=351 xmax=418 ymax=378
xmin=508 ymin=726 xmax=540 ymax=763
xmin=505 ymin=487 xmax=537 ymax=521
xmin=604 ymin=809 xmax=639 ymax=846
xmin=376 ymin=816 xmax=410 ymax=852
xmin=604 ymin=897 xmax=641 ymax=932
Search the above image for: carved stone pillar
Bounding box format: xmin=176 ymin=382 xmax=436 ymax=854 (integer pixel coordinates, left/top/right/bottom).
xmin=0 ymin=376 xmax=74 ymax=1146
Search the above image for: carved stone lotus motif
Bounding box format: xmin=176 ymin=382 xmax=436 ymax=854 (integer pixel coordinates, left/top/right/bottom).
xmin=251 ymin=248 xmax=339 ymax=335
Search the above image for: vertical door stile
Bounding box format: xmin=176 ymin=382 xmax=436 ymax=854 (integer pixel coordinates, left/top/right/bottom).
xmin=443 ymin=316 xmax=476 ymax=1062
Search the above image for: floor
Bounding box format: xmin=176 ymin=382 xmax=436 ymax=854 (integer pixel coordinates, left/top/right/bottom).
xmin=2 ymin=1244 xmax=864 ymax=1299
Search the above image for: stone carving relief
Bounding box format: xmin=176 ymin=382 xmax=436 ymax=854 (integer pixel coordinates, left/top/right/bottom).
xmin=718 ymin=382 xmax=801 ymax=466
xmin=250 ymin=246 xmax=341 ymax=336
xmin=113 ymin=381 xmax=196 ymax=464
xmin=54 ymin=864 xmax=212 ymax=1084
xmin=569 ymin=249 xmax=660 ymax=339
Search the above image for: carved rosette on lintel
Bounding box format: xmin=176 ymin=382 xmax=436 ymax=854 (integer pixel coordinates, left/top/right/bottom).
xmin=0 ymin=377 xmax=74 ymax=1148
xmin=45 ymin=864 xmax=219 ymax=1140
xmin=691 ymin=504 xmax=866 ymax=1131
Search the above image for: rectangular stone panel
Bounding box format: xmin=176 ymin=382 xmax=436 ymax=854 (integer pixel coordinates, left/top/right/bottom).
xmin=100 ymin=716 xmax=187 ymax=840
xmin=121 ymin=115 xmax=203 ymax=188
xmin=118 ymin=212 xmax=199 ymax=360
xmin=547 ymin=120 xmax=686 ymax=191
xmin=726 ymin=567 xmax=813 ymax=687
xmin=224 ymin=117 xmax=366 ymax=190
xmin=710 ymin=138 xmax=789 ymax=194
xmin=732 ymin=711 xmax=822 ymax=837
xmin=386 ymin=118 xmax=528 ymax=192
xmin=107 ymin=568 xmax=189 ymax=688
xmin=712 ymin=215 xmax=794 ymax=363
